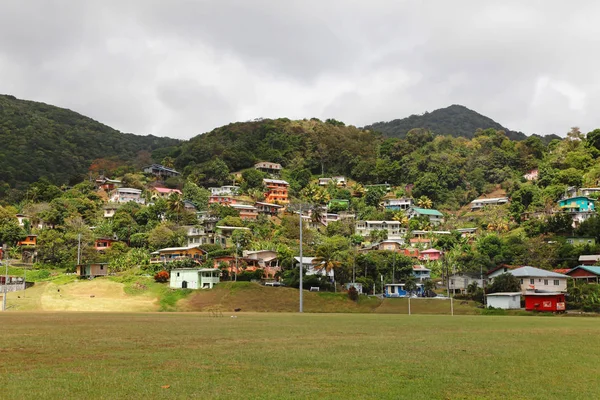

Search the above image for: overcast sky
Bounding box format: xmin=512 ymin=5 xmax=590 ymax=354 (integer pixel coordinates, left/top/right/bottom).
xmin=1 ymin=1 xmax=599 ymax=140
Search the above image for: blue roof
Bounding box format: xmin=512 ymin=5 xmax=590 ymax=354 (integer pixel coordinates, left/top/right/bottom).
xmin=570 ymin=265 xmax=600 ymax=275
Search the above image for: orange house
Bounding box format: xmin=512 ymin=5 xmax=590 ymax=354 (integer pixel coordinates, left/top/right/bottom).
xmin=94 ymin=238 xmax=118 ymax=251
xmin=17 ymin=235 xmax=37 ymax=247
xmin=263 ymin=179 xmax=289 ymax=204
xmin=209 ymin=196 xmax=236 ymax=206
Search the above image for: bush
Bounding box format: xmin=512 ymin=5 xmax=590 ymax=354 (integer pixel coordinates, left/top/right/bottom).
xmin=154 ymin=270 xmax=169 ymax=283
xmin=347 ymin=285 xmax=359 ymax=302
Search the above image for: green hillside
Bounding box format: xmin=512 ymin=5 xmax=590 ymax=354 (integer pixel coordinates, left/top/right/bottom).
xmin=366 ymin=104 xmax=531 ymax=141
xmin=0 ymin=94 xmax=180 ymax=190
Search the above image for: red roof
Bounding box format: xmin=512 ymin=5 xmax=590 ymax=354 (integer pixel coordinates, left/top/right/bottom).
xmin=553 ymin=269 xmax=571 ymax=274
xmin=154 ymin=187 xmax=182 ymax=194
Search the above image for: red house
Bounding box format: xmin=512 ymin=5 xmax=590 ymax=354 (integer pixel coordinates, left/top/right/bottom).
xmin=94 ymin=238 xmax=118 ymax=251
xmin=524 ymin=293 xmax=566 ymax=312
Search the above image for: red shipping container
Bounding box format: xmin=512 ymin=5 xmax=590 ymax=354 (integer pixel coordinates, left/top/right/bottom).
xmin=525 ymin=293 xmax=566 ymax=312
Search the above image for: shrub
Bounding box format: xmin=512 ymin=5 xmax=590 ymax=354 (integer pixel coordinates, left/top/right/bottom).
xmin=154 ymin=270 xmax=169 ymax=283
xmin=347 ymin=285 xmax=359 ymax=302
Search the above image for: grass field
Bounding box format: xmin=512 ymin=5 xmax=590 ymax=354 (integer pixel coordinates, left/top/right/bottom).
xmin=1 ymin=313 xmax=599 ymax=399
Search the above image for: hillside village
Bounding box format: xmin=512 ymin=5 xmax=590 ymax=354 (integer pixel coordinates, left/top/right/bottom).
xmin=2 ymin=107 xmax=600 ymax=311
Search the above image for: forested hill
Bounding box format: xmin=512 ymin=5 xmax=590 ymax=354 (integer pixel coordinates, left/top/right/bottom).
xmin=366 ymin=104 xmax=530 ymax=141
xmin=0 ymin=94 xmax=180 ymax=189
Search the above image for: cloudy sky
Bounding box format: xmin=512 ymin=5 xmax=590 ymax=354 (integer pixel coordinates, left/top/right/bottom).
xmin=1 ymin=1 xmax=599 ymax=139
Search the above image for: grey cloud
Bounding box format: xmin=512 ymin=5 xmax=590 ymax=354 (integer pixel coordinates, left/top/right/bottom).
xmin=0 ymin=0 xmax=599 ymax=138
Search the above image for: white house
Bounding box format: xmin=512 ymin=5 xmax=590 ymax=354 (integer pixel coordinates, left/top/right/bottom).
xmin=109 ymin=188 xmax=145 ymax=204
xmin=169 ymin=268 xmax=220 ymax=289
xmin=318 ymin=176 xmax=346 ymax=187
xmin=486 ymin=292 xmax=521 ymax=309
xmin=449 ymin=273 xmax=485 ymax=294
xmin=209 ymin=186 xmax=240 ymax=196
xmin=294 ymin=257 xmax=334 ymax=279
xmin=355 ymin=221 xmax=407 ymax=240
xmin=510 ymin=266 xmax=570 ymax=293
xmin=470 ymin=197 xmax=509 ymax=211
xmin=383 ymin=198 xmax=413 ymax=211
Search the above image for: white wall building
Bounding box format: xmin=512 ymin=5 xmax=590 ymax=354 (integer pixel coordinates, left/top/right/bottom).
xmin=169 ymin=268 xmax=220 ymax=289
xmin=109 ymin=188 xmax=145 ymax=204
xmin=209 ymin=186 xmax=240 ymax=196
xmin=470 ymin=197 xmax=509 ymax=211
xmin=355 ymin=221 xmax=407 ymax=240
xmin=486 ymin=292 xmax=521 ymax=309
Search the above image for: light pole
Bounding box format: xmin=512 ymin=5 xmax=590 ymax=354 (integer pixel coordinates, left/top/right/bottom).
xmin=299 ymin=204 xmax=303 ymax=313
xmin=234 ymin=242 xmax=240 ymax=282
xmin=2 ymin=244 xmax=8 ymax=311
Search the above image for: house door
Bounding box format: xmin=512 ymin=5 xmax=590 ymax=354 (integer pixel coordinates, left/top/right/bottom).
xmin=182 ymin=281 xmax=188 ymax=289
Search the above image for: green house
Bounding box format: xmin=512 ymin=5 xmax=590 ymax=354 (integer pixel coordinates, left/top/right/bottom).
xmin=328 ymin=199 xmax=350 ymax=210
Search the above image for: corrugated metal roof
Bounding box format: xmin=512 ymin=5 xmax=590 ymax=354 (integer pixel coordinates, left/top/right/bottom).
xmin=510 ymin=266 xmax=569 ymax=278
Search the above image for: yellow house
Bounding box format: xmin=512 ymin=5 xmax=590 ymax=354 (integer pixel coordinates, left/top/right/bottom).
xmin=150 ymin=246 xmax=207 ymax=264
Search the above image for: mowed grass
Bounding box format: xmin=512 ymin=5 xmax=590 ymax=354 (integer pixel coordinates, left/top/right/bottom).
xmin=1 ymin=313 xmax=599 ymax=399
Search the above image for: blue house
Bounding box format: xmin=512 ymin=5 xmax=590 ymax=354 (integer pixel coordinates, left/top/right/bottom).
xmin=558 ymin=196 xmax=595 ymax=212
xmin=384 ymin=283 xmax=425 ymax=297
xmin=412 ymin=265 xmax=431 ymax=281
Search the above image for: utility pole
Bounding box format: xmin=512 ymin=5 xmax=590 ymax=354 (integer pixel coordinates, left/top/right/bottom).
xmin=2 ymin=244 xmax=8 ymax=311
xmin=77 ymin=234 xmax=82 ymax=266
xmin=299 ymin=204 xmax=303 ymax=313
xmin=234 ymin=242 xmax=239 ymax=282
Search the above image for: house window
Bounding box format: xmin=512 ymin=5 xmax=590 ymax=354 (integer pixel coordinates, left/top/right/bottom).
xmin=530 ymin=279 xmax=535 ymax=285
xmin=450 ymin=280 xmax=454 ymax=285
xmin=177 ymin=272 xmax=180 ymax=277
xmin=100 ymin=265 xmax=104 ymax=270
xmin=544 ymin=279 xmax=548 ymax=285
xmin=520 ymin=279 xmax=523 ymax=284
xmin=554 ymin=280 xmax=560 ymax=286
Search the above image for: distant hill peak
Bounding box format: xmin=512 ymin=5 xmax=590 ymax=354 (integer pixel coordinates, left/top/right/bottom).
xmin=365 ymin=104 xmax=528 ymax=141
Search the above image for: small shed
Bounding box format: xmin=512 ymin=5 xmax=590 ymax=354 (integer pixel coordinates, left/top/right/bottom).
xmin=525 ymin=292 xmax=566 ymax=312
xmin=486 ymin=292 xmax=521 ymax=309
xmin=76 ymin=263 xmax=109 ymax=278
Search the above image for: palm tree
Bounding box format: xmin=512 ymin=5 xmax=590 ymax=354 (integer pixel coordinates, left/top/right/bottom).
xmin=393 ymin=210 xmax=409 ymax=226
xmin=167 ymin=193 xmax=185 ymax=223
xmin=161 ymin=157 xmax=175 ymax=168
xmin=310 ymin=205 xmax=325 ymax=227
xmin=417 ymin=196 xmax=433 ymax=209
xmin=351 ymin=183 xmax=366 ymax=198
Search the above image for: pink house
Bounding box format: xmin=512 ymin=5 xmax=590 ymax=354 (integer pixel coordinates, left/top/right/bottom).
xmin=419 ymin=248 xmax=442 ymax=261
xmin=152 ymin=187 xmax=183 ymax=198
xmin=523 ymin=169 xmax=539 ymax=181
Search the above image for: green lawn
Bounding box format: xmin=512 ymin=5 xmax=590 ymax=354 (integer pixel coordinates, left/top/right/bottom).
xmin=1 ymin=313 xmax=599 ymax=399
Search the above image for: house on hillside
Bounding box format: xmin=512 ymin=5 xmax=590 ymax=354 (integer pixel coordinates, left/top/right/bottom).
xmin=143 ymin=164 xmax=180 ymax=178
xmin=566 ymin=265 xmax=600 ymax=283
xmin=508 ymin=266 xmax=570 ymax=293
xmin=470 ymin=197 xmax=509 ymax=211
xmin=76 ymin=263 xmax=108 ymax=278
xmin=95 ymin=176 xmax=122 ymax=191
xmin=449 ymin=273 xmax=485 ymax=295
xmin=578 ymin=254 xmax=600 ymax=265
xmin=418 ymin=248 xmax=442 ymax=261
xmin=150 ymin=246 xmax=206 ymax=264
xmin=558 ymin=195 xmax=596 ymax=227
xmin=103 ymin=204 xmax=119 ymax=218
xmin=186 ymin=225 xmax=227 ymax=247
xmin=254 ymin=162 xmax=282 ymax=174
xmin=581 ymin=188 xmax=600 ymax=197
xmin=263 ymin=179 xmax=289 ymax=203
xmin=383 ymin=198 xmax=413 ymax=211
xmin=255 ymin=202 xmax=284 ymax=216
xmin=355 ymin=221 xmax=407 ymax=240
xmin=110 ymin=188 xmax=145 ymax=204
xmin=170 ymin=268 xmax=220 ymax=289
xmin=412 ymin=265 xmax=431 ymax=281
xmin=407 ymin=207 xmax=444 ymax=225
xmin=487 ymin=265 xmax=519 ymax=279
xmin=230 ymin=204 xmax=258 ymax=220
xmin=523 ymin=169 xmax=539 ymax=181
xmin=94 ymin=238 xmax=118 ymax=252
xmin=318 ymin=176 xmax=346 ymax=187
xmin=209 ymin=195 xmax=236 ymax=206
xmin=209 ymin=186 xmax=240 ymax=196
xmin=151 ymin=187 xmax=182 ymax=198
xmin=409 ymin=238 xmax=431 ymax=248
xmin=17 ymin=235 xmax=37 ymax=247
xmin=294 ymin=257 xmax=334 ymax=279
xmin=377 ymin=239 xmax=406 ymax=252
